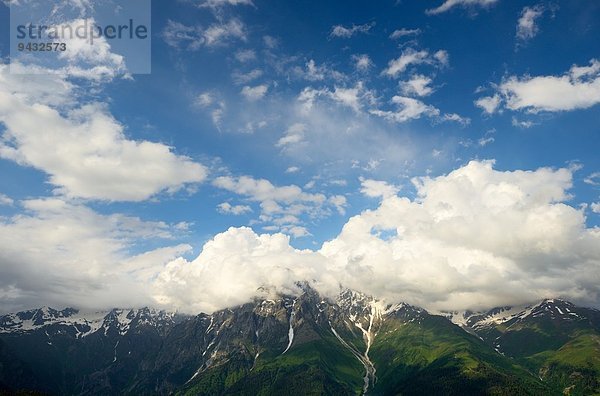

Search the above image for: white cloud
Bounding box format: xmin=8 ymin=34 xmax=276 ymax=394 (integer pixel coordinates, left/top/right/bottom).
xmin=294 ymin=59 xmax=346 ymax=82
xmin=154 ymin=160 xmax=600 ymax=314
xmin=152 ymin=227 xmax=326 ymax=313
xmin=232 ymin=69 xmax=263 ymax=85
xmin=499 ymin=59 xmax=600 ymax=112
xmin=360 ymin=178 xmax=400 ymax=199
xmin=382 ymin=48 xmax=448 ymax=78
xmin=51 ymin=18 xmax=128 ymax=81
xmin=516 ymin=5 xmax=544 ymax=42
xmin=370 ymin=96 xmax=440 ymax=123
xmin=0 ymin=198 xmax=191 ymax=312
xmin=235 ymin=49 xmax=257 ymax=63
xmin=162 ymin=20 xmax=205 ymax=50
xmin=511 ymin=117 xmax=536 ymax=129
xmin=204 ymin=19 xmax=246 ymax=46
xmin=400 ymin=74 xmax=434 ymax=97
xmin=213 ymin=175 xmax=325 ymax=205
xmin=285 ymin=226 xmax=312 ymax=238
xmin=389 ymin=28 xmax=421 ymax=40
xmin=441 ymin=113 xmax=471 ymax=126
xmin=478 ymin=130 xmax=496 ymax=146
xmin=426 ymin=0 xmax=499 ymax=15
xmin=474 ymin=94 xmax=501 ymax=114
xmin=0 ymin=193 xmax=14 ymax=206
xmin=212 ymin=174 xmax=345 ymax=236
xmin=195 ymin=92 xmax=215 ymax=107
xmin=217 ymin=202 xmax=253 ymax=215
xmin=330 ymin=22 xmax=375 ymax=38
xmin=383 ymin=49 xmax=429 ymax=78
xmin=329 ymin=195 xmax=348 ymax=215
xmin=277 ymin=123 xmax=306 ymax=147
xmin=194 ymin=92 xmax=226 ymax=129
xmin=194 ymin=0 xmax=253 ymax=8
xmin=162 ymin=19 xmax=246 ymax=50
xmin=433 ymin=50 xmax=450 ymax=67
xmin=584 ymin=172 xmax=600 ymax=186
xmin=352 ymin=54 xmax=374 ymax=72
xmin=591 ymin=202 xmax=600 ymax=214
xmin=285 ymin=166 xmax=301 ymax=174
xmin=297 ymin=83 xmax=375 ymax=113
xmin=263 ymin=35 xmax=279 ymax=49
xmin=0 ymin=65 xmax=207 ymax=202
xmin=241 ymin=84 xmax=269 ymax=101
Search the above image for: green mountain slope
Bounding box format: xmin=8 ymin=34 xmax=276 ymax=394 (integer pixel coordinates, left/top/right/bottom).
xmin=1 ymin=291 xmax=598 ymax=395
xmin=455 ymin=299 xmax=600 ymax=395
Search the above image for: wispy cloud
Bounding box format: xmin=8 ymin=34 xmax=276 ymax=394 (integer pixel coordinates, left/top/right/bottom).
xmin=330 ymin=22 xmax=375 ymax=38
xmin=389 ymin=28 xmax=421 ymax=40
xmin=382 ymin=48 xmax=448 ymax=78
xmin=162 ymin=19 xmax=246 ymax=50
xmin=516 ymin=4 xmax=545 ymax=43
xmin=426 ymin=0 xmax=499 ymax=15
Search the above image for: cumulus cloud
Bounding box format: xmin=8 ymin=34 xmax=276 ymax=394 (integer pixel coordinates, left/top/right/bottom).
xmin=477 ymin=59 xmax=600 ymax=113
xmin=0 ymin=65 xmax=207 ymax=202
xmin=474 ymin=94 xmax=501 ymax=114
xmin=152 ymin=227 xmax=328 ymax=313
xmin=359 ymin=178 xmax=400 ymax=198
xmin=153 ymin=160 xmax=600 ymax=314
xmin=426 ymin=0 xmax=499 ymax=15
xmin=330 ymin=22 xmax=375 ymax=38
xmin=591 ymin=202 xmax=600 ymax=214
xmin=0 ymin=198 xmax=191 ymax=313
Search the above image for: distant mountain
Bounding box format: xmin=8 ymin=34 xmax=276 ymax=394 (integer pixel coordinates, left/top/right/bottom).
xmin=445 ymin=299 xmax=600 ymax=395
xmin=0 ymin=287 xmax=597 ymax=395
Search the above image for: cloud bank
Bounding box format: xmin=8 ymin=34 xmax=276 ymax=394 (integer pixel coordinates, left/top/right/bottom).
xmin=153 ymin=160 xmax=600 ymax=314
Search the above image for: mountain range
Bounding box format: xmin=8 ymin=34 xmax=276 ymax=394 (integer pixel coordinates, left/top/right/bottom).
xmin=1 ymin=285 xmax=599 ymax=395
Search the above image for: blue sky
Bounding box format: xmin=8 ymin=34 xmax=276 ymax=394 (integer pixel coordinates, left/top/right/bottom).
xmin=0 ymin=0 xmax=599 ymax=313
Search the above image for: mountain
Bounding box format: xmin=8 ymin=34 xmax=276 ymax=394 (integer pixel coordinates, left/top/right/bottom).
xmin=0 ymin=288 xmax=596 ymax=395
xmin=446 ymin=299 xmax=600 ymax=395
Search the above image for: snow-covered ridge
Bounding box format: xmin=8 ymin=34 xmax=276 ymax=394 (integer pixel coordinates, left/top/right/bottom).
xmin=442 ymin=298 xmax=583 ymax=330
xmin=0 ymin=307 xmax=176 ymax=337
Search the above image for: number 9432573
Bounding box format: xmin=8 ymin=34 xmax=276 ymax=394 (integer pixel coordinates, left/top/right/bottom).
xmin=17 ymin=42 xmax=67 ymax=52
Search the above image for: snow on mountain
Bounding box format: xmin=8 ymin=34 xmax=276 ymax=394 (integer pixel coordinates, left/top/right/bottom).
xmin=0 ymin=307 xmax=176 ymax=337
xmin=441 ymin=298 xmax=585 ymax=331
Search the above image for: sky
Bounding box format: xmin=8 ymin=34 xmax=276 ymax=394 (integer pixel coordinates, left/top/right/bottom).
xmin=0 ymin=0 xmax=599 ymax=314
